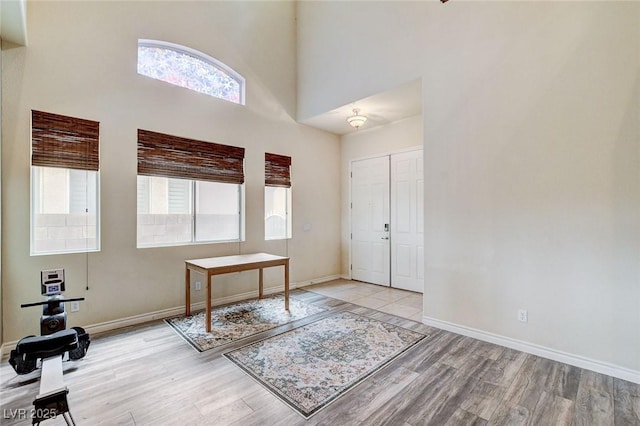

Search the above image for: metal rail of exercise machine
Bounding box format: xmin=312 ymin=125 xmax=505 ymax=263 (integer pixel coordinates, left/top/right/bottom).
xmin=9 ymin=269 xmax=90 ymax=425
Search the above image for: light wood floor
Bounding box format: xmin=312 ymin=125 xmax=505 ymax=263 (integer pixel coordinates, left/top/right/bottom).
xmin=1 ymin=281 xmax=638 ymax=425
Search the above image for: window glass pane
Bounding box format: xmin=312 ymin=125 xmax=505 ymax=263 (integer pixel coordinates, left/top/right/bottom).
xmin=265 ymin=186 xmax=291 ymax=240
xmin=137 ymin=177 xmax=242 ymax=247
xmin=168 ymin=179 xmax=191 ymax=214
xmin=137 ymin=42 xmax=243 ymax=104
xmin=68 ymin=169 xmax=98 ymax=216
xmin=137 ymin=175 xmax=150 ymax=214
xmin=31 ymin=166 xmax=99 ymax=255
xmin=137 ymin=176 xmax=192 ymax=246
xmin=196 ymin=181 xmax=240 ymax=242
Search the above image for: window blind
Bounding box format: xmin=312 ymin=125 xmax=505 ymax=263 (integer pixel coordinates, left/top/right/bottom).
xmin=31 ymin=110 xmax=100 ymax=171
xmin=265 ymin=152 xmax=291 ymax=188
xmin=137 ymin=129 xmax=245 ymax=184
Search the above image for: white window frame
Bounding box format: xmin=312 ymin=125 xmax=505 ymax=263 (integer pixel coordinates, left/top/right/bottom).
xmin=30 ymin=166 xmax=101 ymax=256
xmin=136 ymin=176 xmax=245 ymax=248
xmin=264 ymin=186 xmax=292 ymax=241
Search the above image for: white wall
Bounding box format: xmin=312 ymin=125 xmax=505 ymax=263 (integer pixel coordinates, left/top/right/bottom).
xmin=0 ymin=38 xmax=3 ymax=345
xmin=299 ymin=1 xmax=640 ymax=375
xmin=1 ymin=1 xmax=341 ymax=342
xmin=340 ymin=115 xmax=423 ymax=276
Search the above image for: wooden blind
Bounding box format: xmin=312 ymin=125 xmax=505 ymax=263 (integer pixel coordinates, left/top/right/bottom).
xmin=31 ymin=110 xmax=100 ymax=171
xmin=265 ymin=152 xmax=291 ymax=187
xmin=137 ymin=129 xmax=245 ymax=184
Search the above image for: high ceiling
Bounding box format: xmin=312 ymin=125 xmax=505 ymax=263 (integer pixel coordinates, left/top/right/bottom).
xmin=2 ymin=0 xmax=420 ymax=137
xmin=298 ymin=79 xmax=422 ymax=136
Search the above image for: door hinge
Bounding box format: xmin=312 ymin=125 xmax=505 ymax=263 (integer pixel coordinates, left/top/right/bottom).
xmin=350 ymin=264 xmax=352 ymax=270
xmin=350 ymin=233 xmax=352 ymax=239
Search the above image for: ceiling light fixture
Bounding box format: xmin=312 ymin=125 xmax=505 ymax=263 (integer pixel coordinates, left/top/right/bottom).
xmin=347 ymin=108 xmax=368 ymax=129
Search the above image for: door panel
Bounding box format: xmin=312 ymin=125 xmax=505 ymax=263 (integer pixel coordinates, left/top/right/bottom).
xmin=396 ymin=244 xmax=413 ymax=277
xmin=391 ymin=150 xmax=424 ymax=293
xmin=351 ymin=157 xmax=390 ymax=286
xmin=417 ymin=245 xmax=425 ymax=280
xmin=395 ymin=180 xmax=411 ymax=232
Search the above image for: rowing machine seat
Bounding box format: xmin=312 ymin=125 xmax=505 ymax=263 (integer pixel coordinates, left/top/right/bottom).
xmin=9 ymin=329 xmax=78 ymax=375
xmin=17 ymin=329 xmax=78 ymax=360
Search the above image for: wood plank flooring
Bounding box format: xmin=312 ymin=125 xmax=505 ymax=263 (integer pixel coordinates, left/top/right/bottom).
xmin=1 ymin=287 xmax=638 ymax=425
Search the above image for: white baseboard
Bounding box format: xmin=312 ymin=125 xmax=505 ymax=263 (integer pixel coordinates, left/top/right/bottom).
xmin=293 ymin=274 xmax=342 ymax=288
xmin=1 ymin=276 xmax=343 ymax=357
xmin=422 ymin=316 xmax=640 ymax=385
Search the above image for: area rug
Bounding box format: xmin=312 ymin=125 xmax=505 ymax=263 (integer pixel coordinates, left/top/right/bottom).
xmin=223 ymin=311 xmax=427 ymax=418
xmin=165 ymin=294 xmax=326 ymax=352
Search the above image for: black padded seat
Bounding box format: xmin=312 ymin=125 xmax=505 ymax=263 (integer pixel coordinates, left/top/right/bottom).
xmin=17 ymin=329 xmax=78 ymax=360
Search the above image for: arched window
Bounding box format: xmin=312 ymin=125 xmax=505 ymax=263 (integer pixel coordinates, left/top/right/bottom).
xmin=137 ymin=39 xmax=245 ymax=105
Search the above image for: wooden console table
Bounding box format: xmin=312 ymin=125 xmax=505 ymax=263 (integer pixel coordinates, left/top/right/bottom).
xmin=185 ymin=253 xmax=290 ymax=332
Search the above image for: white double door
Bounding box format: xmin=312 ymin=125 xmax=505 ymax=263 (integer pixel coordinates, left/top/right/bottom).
xmin=351 ymin=149 xmax=424 ymax=293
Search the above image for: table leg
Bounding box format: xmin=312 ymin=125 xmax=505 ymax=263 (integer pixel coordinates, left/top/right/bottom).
xmin=284 ymin=260 xmax=290 ymax=311
xmin=206 ymin=272 xmax=212 ymax=333
xmin=185 ymin=266 xmax=191 ymax=316
xmin=259 ymin=268 xmax=264 ymax=299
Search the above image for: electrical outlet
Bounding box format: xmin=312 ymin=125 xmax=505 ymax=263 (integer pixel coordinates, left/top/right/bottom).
xmin=518 ymin=309 xmax=528 ymax=323
xmin=70 ymin=301 xmax=80 ymax=312
xmin=195 ymin=281 xmax=201 ymax=291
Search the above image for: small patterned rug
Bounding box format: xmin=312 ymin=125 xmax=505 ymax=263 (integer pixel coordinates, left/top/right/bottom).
xmin=165 ymin=294 xmax=326 ymax=352
xmin=224 ymin=311 xmax=427 ymax=418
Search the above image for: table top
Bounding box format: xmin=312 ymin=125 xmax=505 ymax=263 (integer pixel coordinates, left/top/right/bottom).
xmin=185 ymin=252 xmax=289 ymax=270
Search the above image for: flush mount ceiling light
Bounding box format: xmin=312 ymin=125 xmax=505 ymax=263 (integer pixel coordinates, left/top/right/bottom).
xmin=346 ymin=108 xmax=368 ymax=129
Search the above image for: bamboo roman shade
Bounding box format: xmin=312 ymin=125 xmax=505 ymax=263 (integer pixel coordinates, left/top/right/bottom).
xmin=265 ymin=152 xmax=291 ymax=188
xmin=31 ymin=110 xmax=100 ymax=171
xmin=137 ymin=129 xmax=245 ymax=184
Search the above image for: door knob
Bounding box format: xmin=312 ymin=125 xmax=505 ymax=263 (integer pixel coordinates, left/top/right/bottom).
xmin=381 ymin=237 xmax=389 ymax=240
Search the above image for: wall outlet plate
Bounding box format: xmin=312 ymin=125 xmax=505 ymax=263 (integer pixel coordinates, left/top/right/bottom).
xmin=195 ymin=281 xmax=201 ymax=291
xmin=518 ymin=309 xmax=528 ymax=323
xmin=70 ymin=301 xmax=80 ymax=312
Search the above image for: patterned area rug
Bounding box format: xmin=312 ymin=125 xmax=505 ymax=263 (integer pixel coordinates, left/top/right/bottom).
xmin=165 ymin=294 xmax=326 ymax=352
xmin=224 ymin=311 xmax=427 ymax=418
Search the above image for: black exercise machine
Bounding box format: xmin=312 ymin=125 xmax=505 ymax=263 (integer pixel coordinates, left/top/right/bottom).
xmin=9 ymin=269 xmax=90 ymax=425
